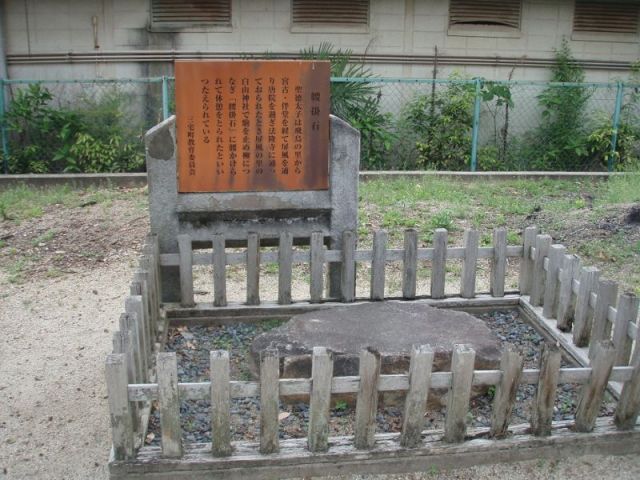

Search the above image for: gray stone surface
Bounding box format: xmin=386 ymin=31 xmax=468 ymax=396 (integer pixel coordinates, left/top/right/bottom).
xmin=250 ymin=302 xmax=502 ymax=379
xmin=144 ymin=115 xmax=360 ymax=302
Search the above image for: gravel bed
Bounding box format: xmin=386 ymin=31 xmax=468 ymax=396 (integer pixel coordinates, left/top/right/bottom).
xmin=146 ymin=309 xmax=616 ymax=446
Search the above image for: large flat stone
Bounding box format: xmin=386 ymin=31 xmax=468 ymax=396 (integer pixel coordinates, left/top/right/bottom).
xmin=250 ymin=301 xmax=502 ymax=379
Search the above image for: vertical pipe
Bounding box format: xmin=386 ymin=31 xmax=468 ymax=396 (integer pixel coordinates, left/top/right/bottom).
xmin=470 ymin=78 xmax=482 ymax=172
xmin=609 ymin=81 xmax=624 ymax=172
xmin=0 ymin=78 xmax=8 ymax=174
xmin=162 ymin=75 xmax=170 ymax=120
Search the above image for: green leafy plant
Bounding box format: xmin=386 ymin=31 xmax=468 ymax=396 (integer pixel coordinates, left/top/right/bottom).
xmin=3 ymin=83 xmax=144 ymax=173
xmin=333 ymin=400 xmax=348 ymax=412
xmin=522 ymin=39 xmax=593 ymax=170
xmin=408 ymin=74 xmax=476 ymax=171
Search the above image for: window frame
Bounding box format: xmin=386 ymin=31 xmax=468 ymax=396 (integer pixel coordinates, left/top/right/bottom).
xmin=148 ymin=0 xmax=233 ymax=33
xmin=447 ymin=0 xmax=523 ymax=38
xmin=290 ymin=0 xmax=370 ymax=34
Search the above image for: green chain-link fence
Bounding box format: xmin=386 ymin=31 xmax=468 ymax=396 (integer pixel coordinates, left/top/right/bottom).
xmin=1 ymin=76 xmax=639 ymax=174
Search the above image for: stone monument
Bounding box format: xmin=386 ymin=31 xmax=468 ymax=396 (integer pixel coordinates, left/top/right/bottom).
xmin=144 ymin=60 xmax=360 ymax=301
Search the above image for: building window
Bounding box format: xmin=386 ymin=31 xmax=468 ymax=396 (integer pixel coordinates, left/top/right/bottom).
xmin=449 ymin=0 xmax=522 ymax=30
xmin=150 ymin=0 xmax=232 ymax=29
xmin=573 ymin=1 xmax=639 ymax=35
xmin=291 ymin=0 xmax=369 ymax=27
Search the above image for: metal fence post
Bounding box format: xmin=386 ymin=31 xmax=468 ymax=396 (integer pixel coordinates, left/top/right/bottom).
xmin=609 ymin=81 xmax=624 ymax=172
xmin=0 ymin=78 xmax=8 ymax=174
xmin=470 ymin=78 xmax=482 ymax=172
xmin=161 ymin=75 xmax=170 ymax=120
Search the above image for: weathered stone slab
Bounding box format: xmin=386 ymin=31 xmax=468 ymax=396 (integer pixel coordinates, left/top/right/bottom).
xmin=250 ymin=302 xmax=502 ymax=405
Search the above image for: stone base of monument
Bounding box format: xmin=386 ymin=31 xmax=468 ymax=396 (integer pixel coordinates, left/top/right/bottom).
xmin=249 ymin=302 xmax=502 ymax=407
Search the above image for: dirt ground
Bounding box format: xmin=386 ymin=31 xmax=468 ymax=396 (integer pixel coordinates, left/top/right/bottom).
xmin=1 ymin=191 xmax=640 ymax=479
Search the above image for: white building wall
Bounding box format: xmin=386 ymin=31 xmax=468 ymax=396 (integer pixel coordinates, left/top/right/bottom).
xmin=3 ymin=0 xmax=640 ymax=81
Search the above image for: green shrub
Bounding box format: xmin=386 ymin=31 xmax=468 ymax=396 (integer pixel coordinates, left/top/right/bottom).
xmin=2 ymin=83 xmax=144 ymax=173
xmin=407 ymin=74 xmax=475 ymax=171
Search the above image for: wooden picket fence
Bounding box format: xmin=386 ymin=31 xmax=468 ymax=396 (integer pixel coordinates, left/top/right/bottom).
xmin=106 ymin=227 xmax=640 ymax=479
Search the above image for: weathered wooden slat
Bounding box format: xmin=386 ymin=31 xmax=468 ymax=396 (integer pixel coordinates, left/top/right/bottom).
xmin=444 ymin=344 xmax=476 ymax=443
xmin=370 ymin=230 xmax=387 ymax=301
xmin=212 ymin=234 xmax=227 ymax=307
xmin=490 ymin=228 xmax=507 ymax=298
xmin=126 ymin=365 xmax=636 ymax=403
xmin=308 ymin=347 xmax=333 ymax=453
xmin=490 ymin=345 xmax=523 ymax=438
xmin=531 ymin=343 xmax=562 ymax=437
xmin=277 ymin=232 xmax=293 ymax=305
xmin=589 ymin=279 xmax=619 ymax=361
xmin=111 ymin=419 xmax=640 ymax=480
xmin=575 ymin=340 xmax=616 ymax=432
xmin=529 ymin=234 xmax=551 ymax=307
xmin=613 ymin=293 xmax=639 ymax=366
xmin=105 ymin=353 xmax=135 ymax=460
xmin=177 ymin=234 xmax=195 ymax=307
xmin=542 ymin=245 xmax=566 ymax=319
xmin=125 ymin=295 xmax=149 ymax=377
xmin=121 ymin=311 xmax=144 ymax=384
xmin=519 ymin=226 xmax=539 ymax=294
xmin=615 ymin=363 xmax=640 ymax=430
xmin=310 ymin=232 xmax=325 ymax=304
xmin=246 ymin=233 xmax=261 ymax=306
xmin=354 ymin=348 xmax=381 ymax=450
xmin=259 ymin=348 xmax=280 ymax=454
xmin=431 ymin=229 xmax=448 ymax=299
xmin=157 ymin=352 xmax=183 ymax=457
xmin=402 ymin=229 xmax=418 ymax=300
xmin=556 ymin=254 xmax=580 ymax=331
xmin=161 ymin=245 xmax=524 ymax=268
xmin=400 ymin=345 xmax=434 ymax=448
xmin=340 ymin=231 xmax=357 ymax=303
xmin=460 ymin=229 xmax=479 ymax=299
xmin=572 ymin=267 xmax=600 ymax=348
xmin=210 ymin=351 xmax=232 ymax=457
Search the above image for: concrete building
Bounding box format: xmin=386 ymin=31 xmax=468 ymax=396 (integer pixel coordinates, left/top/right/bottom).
xmin=1 ymin=0 xmax=639 ymax=82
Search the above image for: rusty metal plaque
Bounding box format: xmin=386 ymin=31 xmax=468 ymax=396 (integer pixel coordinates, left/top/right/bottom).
xmin=175 ymin=60 xmax=330 ymax=193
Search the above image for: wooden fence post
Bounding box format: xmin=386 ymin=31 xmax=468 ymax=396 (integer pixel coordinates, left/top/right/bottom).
xmin=444 ymin=345 xmax=475 ymax=443
xmin=490 ymin=227 xmax=507 ymax=298
xmin=431 ymin=229 xmax=447 ymax=299
xmin=490 ymin=345 xmax=523 ymax=438
xmin=575 ymin=340 xmax=616 ymax=432
xmin=572 ymin=267 xmax=600 ymax=347
xmin=614 ymin=362 xmax=640 ymax=430
xmin=556 ymin=254 xmax=580 ymax=331
xmin=531 ymin=343 xmax=562 ymax=436
xmin=157 ymin=352 xmax=183 ymax=457
xmin=529 ymin=234 xmax=552 ymax=307
xmin=460 ymin=229 xmax=479 ymax=299
xmin=260 ymin=348 xmax=280 ymax=454
xmin=519 ymin=226 xmax=539 ymax=294
xmin=278 ymin=231 xmax=293 ymax=305
xmin=308 ymin=347 xmax=333 ymax=453
xmin=542 ymin=245 xmax=566 ymax=319
xmin=589 ymin=279 xmax=619 ymax=361
xmin=354 ymin=348 xmax=381 ymax=450
xmin=612 ymin=293 xmax=639 ymax=366
xmin=310 ymin=231 xmax=325 ymax=304
xmin=402 ymin=229 xmax=418 ymax=300
xmin=400 ymin=345 xmax=434 ymax=448
xmin=246 ymin=232 xmax=261 ymax=306
xmin=105 ymin=353 xmax=135 ymax=460
xmin=341 ymin=231 xmax=356 ymax=303
xmin=212 ymin=234 xmax=227 ymax=307
xmin=120 ymin=312 xmax=143 ymax=384
xmin=125 ymin=295 xmax=148 ymax=377
xmin=210 ymin=350 xmax=232 ymax=457
xmin=370 ymin=229 xmax=387 ymax=301
xmin=177 ymin=234 xmax=194 ymax=307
